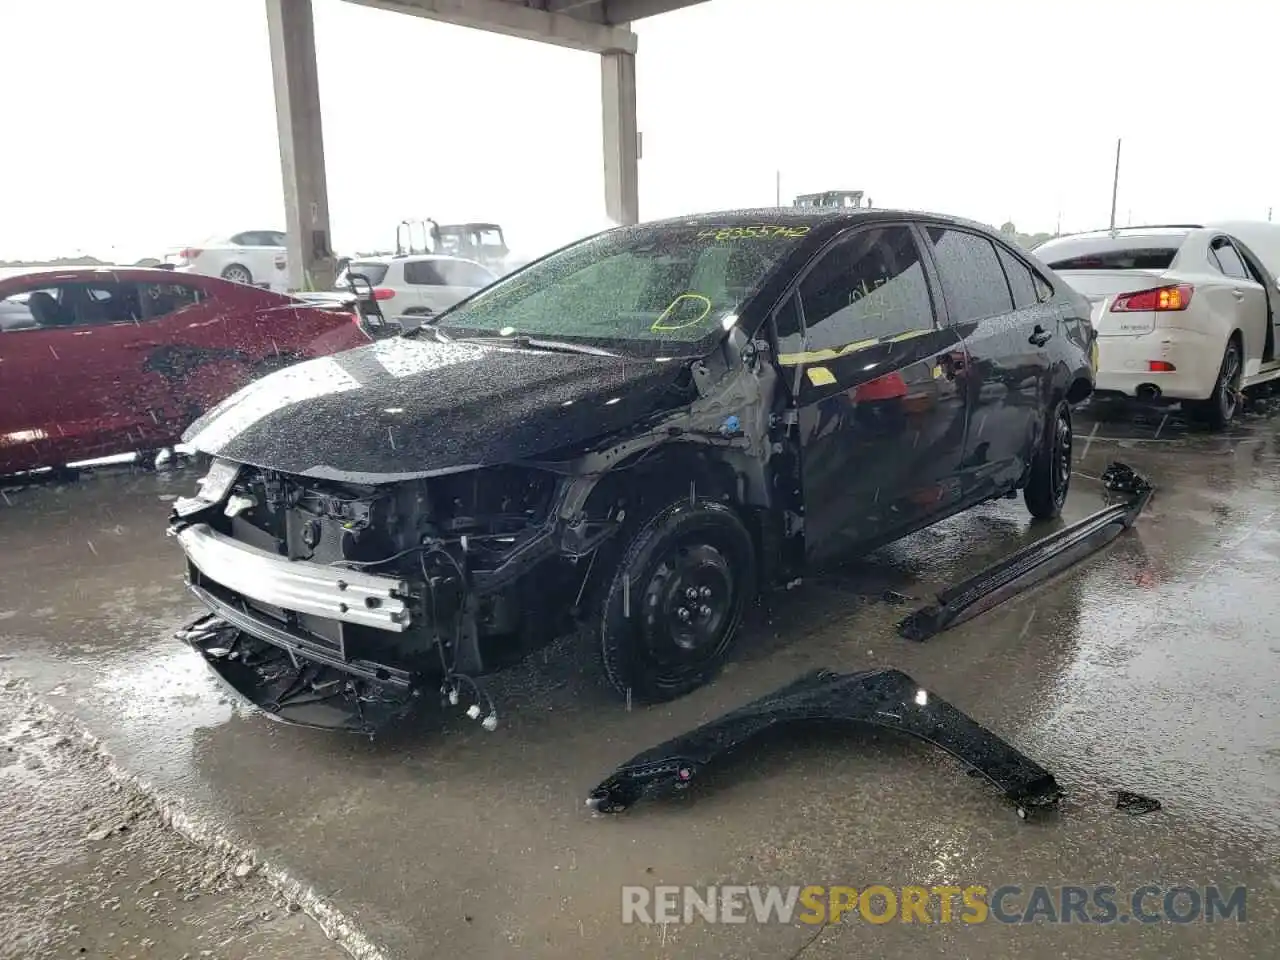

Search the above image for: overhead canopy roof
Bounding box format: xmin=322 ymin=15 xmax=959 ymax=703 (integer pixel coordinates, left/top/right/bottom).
xmin=342 ymin=0 xmax=710 ymax=53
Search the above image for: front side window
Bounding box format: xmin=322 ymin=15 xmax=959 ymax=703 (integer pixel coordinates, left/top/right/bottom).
xmin=440 ymin=260 xmax=495 ymax=288
xmin=925 ymin=227 xmax=1015 ymax=324
xmin=140 ymin=281 xmax=202 ymax=319
xmin=431 ymin=222 xmax=812 ymax=356
xmin=797 ymin=225 xmax=935 ymax=353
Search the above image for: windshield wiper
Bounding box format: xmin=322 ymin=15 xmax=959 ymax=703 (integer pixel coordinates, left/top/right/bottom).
xmin=453 ymin=335 xmax=618 ymax=358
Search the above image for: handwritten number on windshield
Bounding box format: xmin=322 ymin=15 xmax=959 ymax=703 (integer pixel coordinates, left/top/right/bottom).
xmin=696 ymin=225 xmax=811 ymax=241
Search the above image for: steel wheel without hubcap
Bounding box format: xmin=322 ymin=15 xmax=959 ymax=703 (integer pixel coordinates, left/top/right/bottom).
xmin=642 ymin=543 xmax=735 ymax=674
xmin=599 ymin=499 xmax=756 ymax=703
xmin=1051 ymin=405 xmax=1072 ymax=506
xmin=222 ymin=264 xmax=253 ymax=285
xmin=1024 ymin=399 xmax=1072 ymax=521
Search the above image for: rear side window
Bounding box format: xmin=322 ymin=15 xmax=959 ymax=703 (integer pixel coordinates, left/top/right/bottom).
xmin=404 ymin=261 xmax=445 ymax=285
xmin=797 ymin=225 xmax=935 ymax=351
xmin=925 ymin=227 xmax=1014 ymax=324
xmin=1209 ymin=238 xmax=1249 ymax=280
xmin=996 ymin=246 xmax=1038 ymax=309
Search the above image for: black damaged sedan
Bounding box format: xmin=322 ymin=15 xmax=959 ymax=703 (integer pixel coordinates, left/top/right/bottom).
xmin=169 ymin=209 xmax=1096 ymax=732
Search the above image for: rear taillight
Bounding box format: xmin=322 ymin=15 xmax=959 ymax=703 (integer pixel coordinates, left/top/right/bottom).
xmin=179 ymin=247 xmax=202 ymax=261
xmin=372 ymin=287 xmax=396 ymax=301
xmin=1110 ymin=284 xmax=1193 ymax=312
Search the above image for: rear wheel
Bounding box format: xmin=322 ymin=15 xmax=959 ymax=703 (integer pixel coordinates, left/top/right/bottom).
xmin=221 ymin=263 xmax=253 ymax=286
xmin=598 ymin=498 xmax=756 ymax=704
xmin=1024 ymin=399 xmax=1072 ymax=521
xmin=1186 ymin=338 xmax=1242 ymax=430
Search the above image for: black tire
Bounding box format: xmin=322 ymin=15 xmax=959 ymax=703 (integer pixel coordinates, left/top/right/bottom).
xmin=1024 ymin=398 xmax=1072 ymax=521
xmin=598 ymin=497 xmax=756 ymax=704
xmin=1186 ymin=338 xmax=1242 ymax=430
xmin=221 ymin=263 xmax=254 ymax=286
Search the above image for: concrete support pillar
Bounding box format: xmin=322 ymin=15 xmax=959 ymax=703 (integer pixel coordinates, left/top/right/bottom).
xmin=600 ymin=50 xmax=639 ymax=225
xmin=266 ymin=0 xmax=335 ymax=291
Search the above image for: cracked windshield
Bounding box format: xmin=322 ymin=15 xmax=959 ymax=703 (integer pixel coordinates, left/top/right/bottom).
xmin=1 ymin=1 xmax=1276 ymax=959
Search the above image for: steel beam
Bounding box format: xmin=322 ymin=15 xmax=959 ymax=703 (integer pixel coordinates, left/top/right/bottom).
xmin=346 ymin=0 xmax=637 ymax=53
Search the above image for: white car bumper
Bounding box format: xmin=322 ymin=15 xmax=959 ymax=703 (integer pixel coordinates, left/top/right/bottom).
xmin=1094 ymin=328 xmax=1223 ymax=401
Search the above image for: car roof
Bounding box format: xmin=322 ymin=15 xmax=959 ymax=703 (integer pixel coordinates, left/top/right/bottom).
xmin=1047 ymin=226 xmax=1197 ymax=242
xmin=633 ymin=207 xmax=997 ymax=235
xmin=0 ymin=265 xmax=213 ymax=285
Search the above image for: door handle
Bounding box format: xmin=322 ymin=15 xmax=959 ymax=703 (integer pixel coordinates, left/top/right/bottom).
xmin=1029 ymin=325 xmax=1053 ymax=347
xmin=1232 ymin=289 xmax=1245 ymax=300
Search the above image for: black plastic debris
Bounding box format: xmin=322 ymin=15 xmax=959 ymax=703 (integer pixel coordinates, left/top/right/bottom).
xmin=586 ymin=667 xmax=1064 ymax=820
xmin=176 ymin=613 xmax=417 ymax=734
xmin=898 ymin=461 xmax=1154 ymax=641
xmin=1115 ymin=790 xmax=1162 ymax=815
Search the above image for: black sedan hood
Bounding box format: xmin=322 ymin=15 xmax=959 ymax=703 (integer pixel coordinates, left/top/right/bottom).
xmin=184 ymin=337 xmax=691 ymax=482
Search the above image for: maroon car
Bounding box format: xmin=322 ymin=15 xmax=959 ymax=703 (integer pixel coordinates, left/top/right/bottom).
xmin=0 ymin=267 xmax=370 ymax=476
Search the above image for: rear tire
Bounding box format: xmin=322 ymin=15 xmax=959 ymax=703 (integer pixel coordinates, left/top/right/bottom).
xmin=1024 ymin=399 xmax=1072 ymax=521
xmin=221 ymin=263 xmax=254 ymax=286
xmin=598 ymin=498 xmax=756 ymax=704
xmin=1186 ymin=338 xmax=1242 ymax=430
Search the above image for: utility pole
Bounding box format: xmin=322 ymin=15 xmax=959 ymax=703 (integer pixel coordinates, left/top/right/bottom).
xmin=775 ymin=170 xmax=781 ymax=207
xmin=1109 ymin=138 xmax=1122 ymax=231
xmin=1269 ymin=207 xmax=1273 ymax=222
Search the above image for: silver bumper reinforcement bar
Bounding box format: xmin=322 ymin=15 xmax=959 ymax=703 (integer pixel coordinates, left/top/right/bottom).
xmin=175 ymin=523 xmax=412 ymax=632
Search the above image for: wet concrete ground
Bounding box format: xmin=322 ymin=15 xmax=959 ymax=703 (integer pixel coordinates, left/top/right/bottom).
xmin=0 ymin=680 xmax=345 ymax=960
xmin=1 ymin=401 xmax=1278 ymax=959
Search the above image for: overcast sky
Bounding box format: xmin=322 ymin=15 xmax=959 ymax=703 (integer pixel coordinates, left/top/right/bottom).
xmin=2 ymin=0 xmax=1276 ymax=262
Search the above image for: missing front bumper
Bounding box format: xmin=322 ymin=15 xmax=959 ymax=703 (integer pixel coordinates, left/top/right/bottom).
xmin=587 ymin=667 xmax=1063 ymax=819
xmin=177 ymin=613 xmax=418 ymax=734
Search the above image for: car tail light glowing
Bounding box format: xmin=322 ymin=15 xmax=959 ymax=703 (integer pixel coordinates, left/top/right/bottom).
xmin=1148 ymin=360 xmax=1176 ymax=372
xmin=1110 ymin=284 xmax=1194 ymax=312
xmin=179 ymin=247 xmax=202 ymax=261
xmin=372 ymin=287 xmax=396 ymax=301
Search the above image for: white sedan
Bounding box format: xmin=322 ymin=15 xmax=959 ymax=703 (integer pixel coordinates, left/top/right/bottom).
xmin=1034 ymin=225 xmax=1280 ymax=428
xmin=165 ymin=230 xmax=288 ymax=292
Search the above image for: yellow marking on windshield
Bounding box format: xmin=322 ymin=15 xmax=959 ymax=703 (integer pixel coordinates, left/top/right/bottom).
xmin=806 ymin=365 xmax=836 ymax=386
xmin=651 ymin=293 xmax=712 ymax=331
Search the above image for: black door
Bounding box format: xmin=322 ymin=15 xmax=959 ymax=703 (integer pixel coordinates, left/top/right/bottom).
xmin=920 ymin=225 xmax=1049 ymax=503
xmin=783 ymin=223 xmax=971 ymax=562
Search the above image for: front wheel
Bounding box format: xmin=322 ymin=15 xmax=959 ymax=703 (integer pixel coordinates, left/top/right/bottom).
xmin=1024 ymin=399 xmax=1072 ymax=521
xmin=598 ymin=498 xmax=756 ymax=704
xmin=1186 ymin=339 xmax=1242 ymax=430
